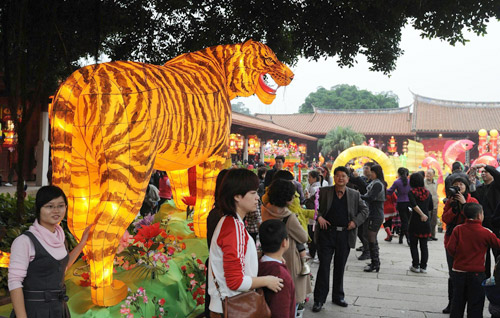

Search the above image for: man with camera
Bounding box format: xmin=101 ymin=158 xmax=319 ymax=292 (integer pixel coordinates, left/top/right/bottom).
xmin=441 ymin=176 xmax=478 ymax=314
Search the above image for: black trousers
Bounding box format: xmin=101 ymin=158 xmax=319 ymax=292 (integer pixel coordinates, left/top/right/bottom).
xmin=446 ymin=250 xmax=455 ymax=303
xmin=396 ymin=202 xmax=410 ymax=236
xmin=409 ymin=235 xmax=428 ymax=269
xmin=314 ymin=229 xmax=350 ymax=303
xmin=450 ymin=271 xmax=486 ymax=318
xmin=307 ymin=224 xmax=317 ymax=258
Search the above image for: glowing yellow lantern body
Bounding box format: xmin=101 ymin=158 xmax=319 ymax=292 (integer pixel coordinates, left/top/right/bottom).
xmin=49 ymin=40 xmax=293 ymax=306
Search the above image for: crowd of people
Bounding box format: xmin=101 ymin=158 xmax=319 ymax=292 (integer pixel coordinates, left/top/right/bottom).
xmin=7 ymin=154 xmax=500 ymax=318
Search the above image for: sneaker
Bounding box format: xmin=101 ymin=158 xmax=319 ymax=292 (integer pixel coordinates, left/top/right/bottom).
xmin=4 ymin=183 xmax=13 ymax=187
xmin=313 ymin=256 xmax=320 ymax=264
xmin=409 ymin=265 xmax=420 ymax=273
xmin=420 ymin=268 xmax=427 ymax=273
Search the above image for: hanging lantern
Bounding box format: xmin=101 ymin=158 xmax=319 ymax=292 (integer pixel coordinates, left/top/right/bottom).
xmin=490 ymin=129 xmax=498 ymax=158
xmin=236 ymin=134 xmax=244 ymax=149
xmin=388 ymin=136 xmax=397 ymax=153
xmin=248 ymin=135 xmax=260 ymax=155
xmin=478 ymin=129 xmax=488 ymax=155
xmin=402 ymin=140 xmax=408 ymax=154
xmin=229 ymin=133 xmax=238 ymax=154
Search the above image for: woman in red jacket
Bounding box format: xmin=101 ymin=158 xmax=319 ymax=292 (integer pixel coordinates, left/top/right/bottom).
xmin=441 ymin=176 xmax=478 ymax=314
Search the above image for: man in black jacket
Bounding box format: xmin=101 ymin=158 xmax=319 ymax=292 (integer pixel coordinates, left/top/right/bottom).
xmin=471 ymin=163 xmax=500 ymax=277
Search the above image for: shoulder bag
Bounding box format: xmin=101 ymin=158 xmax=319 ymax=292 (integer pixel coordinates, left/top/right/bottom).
xmin=211 ymin=265 xmax=271 ymax=318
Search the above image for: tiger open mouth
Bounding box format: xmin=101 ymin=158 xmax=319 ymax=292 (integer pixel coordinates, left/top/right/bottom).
xmin=259 ymin=74 xmax=278 ymax=95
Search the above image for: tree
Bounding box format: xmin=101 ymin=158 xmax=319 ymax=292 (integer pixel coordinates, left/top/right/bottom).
xmin=231 ymin=102 xmax=251 ymax=115
xmin=299 ymin=85 xmax=399 ymax=113
xmin=1 ymin=0 xmax=497 ymax=219
xmin=318 ymin=127 xmax=365 ymax=158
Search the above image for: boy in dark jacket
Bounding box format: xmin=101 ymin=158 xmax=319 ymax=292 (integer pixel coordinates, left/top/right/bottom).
xmin=258 ymin=220 xmax=296 ymax=318
xmin=446 ymin=203 xmax=500 ymax=317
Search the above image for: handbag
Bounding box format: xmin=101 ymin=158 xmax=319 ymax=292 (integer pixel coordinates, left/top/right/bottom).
xmin=211 ymin=264 xmax=271 ymax=318
xmin=222 ymin=288 xmax=271 ymax=318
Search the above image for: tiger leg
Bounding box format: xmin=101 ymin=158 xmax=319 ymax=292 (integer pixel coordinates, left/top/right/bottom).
xmin=167 ymin=169 xmax=190 ymax=211
xmin=193 ymin=154 xmax=231 ymax=237
xmin=88 ymin=152 xmax=152 ymax=306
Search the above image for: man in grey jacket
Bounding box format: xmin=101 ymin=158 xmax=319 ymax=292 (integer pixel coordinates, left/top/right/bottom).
xmin=312 ymin=166 xmax=369 ymax=312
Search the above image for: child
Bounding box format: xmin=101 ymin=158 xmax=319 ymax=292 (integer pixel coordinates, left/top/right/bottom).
xmin=258 ymin=219 xmax=296 ymax=318
xmin=446 ymin=203 xmax=500 ymax=317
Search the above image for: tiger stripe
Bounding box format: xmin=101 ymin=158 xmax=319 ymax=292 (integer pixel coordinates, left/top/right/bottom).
xmin=50 ymin=40 xmax=293 ymax=306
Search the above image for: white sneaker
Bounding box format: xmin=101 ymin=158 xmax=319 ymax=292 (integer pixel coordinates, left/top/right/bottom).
xmin=4 ymin=183 xmax=12 ymax=187
xmin=420 ymin=268 xmax=427 ymax=273
xmin=409 ymin=265 xmax=420 ymax=273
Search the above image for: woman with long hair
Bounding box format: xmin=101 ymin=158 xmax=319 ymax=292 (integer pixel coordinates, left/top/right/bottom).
xmin=207 ymin=168 xmax=283 ymax=317
xmin=407 ymin=173 xmax=432 ymax=273
xmin=360 ymin=164 xmax=386 ymax=272
xmin=387 ymin=167 xmax=411 ymax=244
xmin=8 ymin=185 xmax=91 ymax=318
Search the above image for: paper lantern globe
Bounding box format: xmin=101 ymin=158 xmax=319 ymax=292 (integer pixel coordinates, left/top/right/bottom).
xmin=49 ymin=40 xmax=293 ymax=306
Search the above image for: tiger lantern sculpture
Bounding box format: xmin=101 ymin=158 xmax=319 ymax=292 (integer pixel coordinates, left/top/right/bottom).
xmin=49 ymin=40 xmax=294 ymax=306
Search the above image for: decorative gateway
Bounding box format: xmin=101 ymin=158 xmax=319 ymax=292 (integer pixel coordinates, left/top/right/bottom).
xmin=49 ymin=40 xmax=293 ymax=306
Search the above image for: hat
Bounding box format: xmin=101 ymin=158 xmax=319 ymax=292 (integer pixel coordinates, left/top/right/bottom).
xmin=452 ymin=176 xmax=470 ymax=188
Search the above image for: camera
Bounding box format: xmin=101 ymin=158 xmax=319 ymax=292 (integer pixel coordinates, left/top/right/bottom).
xmin=448 ymin=185 xmax=461 ymax=197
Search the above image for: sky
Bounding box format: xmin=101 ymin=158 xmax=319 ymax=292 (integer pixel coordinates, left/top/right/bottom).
xmin=239 ymin=20 xmax=500 ymax=115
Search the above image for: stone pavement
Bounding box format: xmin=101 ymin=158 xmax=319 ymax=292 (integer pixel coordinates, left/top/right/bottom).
xmin=304 ymin=230 xmax=490 ymax=317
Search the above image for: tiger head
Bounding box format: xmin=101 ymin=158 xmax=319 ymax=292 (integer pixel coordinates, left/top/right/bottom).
xmin=223 ymin=40 xmax=294 ymax=105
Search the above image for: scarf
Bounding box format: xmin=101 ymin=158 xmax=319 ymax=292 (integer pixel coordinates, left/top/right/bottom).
xmin=29 ymin=219 xmax=66 ymax=249
xmin=411 ymin=187 xmax=429 ymax=201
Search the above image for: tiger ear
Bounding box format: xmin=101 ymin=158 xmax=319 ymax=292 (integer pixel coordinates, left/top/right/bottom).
xmin=241 ymin=39 xmax=256 ymax=51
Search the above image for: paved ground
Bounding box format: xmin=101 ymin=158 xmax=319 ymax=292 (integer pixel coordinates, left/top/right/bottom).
xmin=0 ymin=181 xmax=40 ymax=197
xmin=304 ymin=230 xmax=490 ymax=317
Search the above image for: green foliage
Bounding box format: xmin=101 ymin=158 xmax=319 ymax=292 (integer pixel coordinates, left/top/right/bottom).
xmin=231 ymin=101 xmax=251 ymax=115
xmin=318 ymin=127 xmax=365 ymax=157
xmin=299 ymin=85 xmax=399 ymax=113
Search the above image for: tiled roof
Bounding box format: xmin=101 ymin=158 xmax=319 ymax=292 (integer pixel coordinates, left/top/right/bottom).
xmin=412 ymin=94 xmax=500 ymax=133
xmin=231 ymin=112 xmax=317 ymax=141
xmin=255 ymin=106 xmax=413 ymax=136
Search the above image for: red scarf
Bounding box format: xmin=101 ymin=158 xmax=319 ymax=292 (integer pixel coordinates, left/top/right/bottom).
xmin=411 ymin=187 xmax=429 ymax=201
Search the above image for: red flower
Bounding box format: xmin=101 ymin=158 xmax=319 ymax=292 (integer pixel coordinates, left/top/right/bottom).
xmin=80 ymin=279 xmax=91 ymax=287
xmin=134 ymin=223 xmax=163 ymax=244
xmin=159 ymin=298 xmax=166 ymax=306
xmin=182 ymin=196 xmax=196 ymax=206
xmin=81 ymin=272 xmax=90 ymax=280
xmin=196 ymin=258 xmax=203 ymax=265
xmin=181 ymin=265 xmax=187 ymax=271
xmin=196 ymin=296 xmax=205 ymax=305
xmin=180 ymin=243 xmax=186 ymax=250
xmin=167 ymin=246 xmax=176 ymax=256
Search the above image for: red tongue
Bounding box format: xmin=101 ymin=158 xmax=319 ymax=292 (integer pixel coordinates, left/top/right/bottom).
xmin=259 ymin=74 xmax=277 ymax=94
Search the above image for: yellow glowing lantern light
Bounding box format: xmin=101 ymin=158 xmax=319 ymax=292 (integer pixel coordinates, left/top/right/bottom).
xmin=237 ymin=134 xmax=244 ymax=149
xmin=229 ymin=133 xmax=238 ymax=154
xmin=0 ymin=251 xmax=10 ymax=268
xmin=298 ymin=143 xmax=307 ymax=154
xmin=49 ymin=40 xmax=293 ymax=306
xmin=248 ymin=135 xmax=260 ymax=155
